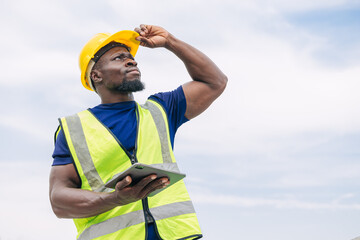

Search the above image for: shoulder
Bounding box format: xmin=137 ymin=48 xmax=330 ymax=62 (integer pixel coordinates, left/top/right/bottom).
xmin=148 ymin=86 xmax=189 ymax=138
xmin=59 ymin=109 xmax=90 ymax=120
xmin=148 ymin=86 xmax=187 ymax=114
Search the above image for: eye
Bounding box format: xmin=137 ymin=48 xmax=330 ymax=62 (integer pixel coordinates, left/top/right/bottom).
xmin=114 ymin=55 xmax=125 ymax=60
xmin=113 ymin=53 xmax=134 ymax=61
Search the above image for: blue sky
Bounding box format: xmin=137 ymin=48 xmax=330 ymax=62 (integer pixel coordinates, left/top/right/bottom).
xmin=287 ymin=7 xmax=360 ymax=66
xmin=0 ymin=0 xmax=360 ymax=239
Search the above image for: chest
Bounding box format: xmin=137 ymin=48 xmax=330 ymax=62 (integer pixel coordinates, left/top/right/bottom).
xmin=92 ymin=107 xmax=138 ymax=152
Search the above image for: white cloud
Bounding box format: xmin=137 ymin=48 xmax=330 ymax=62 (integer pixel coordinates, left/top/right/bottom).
xmin=192 ymin=192 xmax=360 ymax=210
xmin=0 ymin=161 xmax=75 ymax=240
xmin=254 ymin=0 xmax=359 ymax=12
xmin=0 ymin=48 xmax=77 ymax=87
xmin=1 ymin=1 xmax=360 ymax=239
xmin=0 ymin=114 xmax=49 ymax=141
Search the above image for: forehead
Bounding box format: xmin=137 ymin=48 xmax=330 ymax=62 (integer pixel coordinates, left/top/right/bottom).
xmin=101 ymin=46 xmax=131 ymax=59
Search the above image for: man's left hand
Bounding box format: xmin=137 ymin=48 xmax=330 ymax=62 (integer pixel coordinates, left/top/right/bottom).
xmin=134 ymin=24 xmax=170 ymax=48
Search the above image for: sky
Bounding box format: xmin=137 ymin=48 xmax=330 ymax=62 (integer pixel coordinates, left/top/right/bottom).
xmin=0 ymin=0 xmax=360 ymax=239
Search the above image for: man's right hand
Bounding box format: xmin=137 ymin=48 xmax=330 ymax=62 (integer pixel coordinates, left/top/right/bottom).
xmin=49 ymin=164 xmax=169 ymax=219
xmin=111 ymin=175 xmax=170 ymax=205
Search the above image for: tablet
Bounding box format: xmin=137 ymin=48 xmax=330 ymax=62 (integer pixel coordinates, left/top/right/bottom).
xmin=105 ymin=163 xmax=186 ymax=197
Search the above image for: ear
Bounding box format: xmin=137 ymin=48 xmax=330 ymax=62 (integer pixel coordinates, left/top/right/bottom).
xmin=90 ymin=69 xmax=102 ymax=84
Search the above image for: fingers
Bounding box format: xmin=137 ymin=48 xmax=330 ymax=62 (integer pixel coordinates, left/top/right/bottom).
xmin=135 ymin=174 xmax=158 ymax=189
xmin=140 ymin=24 xmax=148 ymax=34
xmin=135 ymin=36 xmax=150 ymax=46
xmin=139 ymin=177 xmax=170 ymax=198
xmin=113 ymin=175 xmax=170 ymax=205
xmin=133 ymin=24 xmax=167 ymax=48
xmin=134 ymin=25 xmax=149 ymax=47
xmin=115 ymin=176 xmax=132 ymax=190
xmin=134 ymin=24 xmax=149 ymax=37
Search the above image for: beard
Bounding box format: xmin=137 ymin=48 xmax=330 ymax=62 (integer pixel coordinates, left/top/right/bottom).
xmin=115 ymin=78 xmax=145 ymax=93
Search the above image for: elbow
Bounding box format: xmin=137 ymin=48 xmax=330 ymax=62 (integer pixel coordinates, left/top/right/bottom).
xmin=49 ymin=192 xmax=71 ymax=219
xmin=50 ymin=198 xmax=67 ymax=219
xmin=51 ymin=203 xmax=75 ymax=219
xmin=221 ymin=74 xmax=228 ymax=90
xmin=215 ymin=73 xmax=228 ymax=93
xmin=52 ymin=206 xmax=66 ymax=219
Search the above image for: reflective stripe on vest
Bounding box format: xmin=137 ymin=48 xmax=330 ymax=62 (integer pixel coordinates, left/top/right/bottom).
xmin=65 ymin=114 xmax=104 ymax=191
xmin=59 ymin=99 xmax=202 ymax=239
xmin=78 ymin=201 xmax=195 ymax=240
xmin=64 ymin=101 xmax=177 ymax=192
xmin=142 ymin=101 xmax=173 ymax=164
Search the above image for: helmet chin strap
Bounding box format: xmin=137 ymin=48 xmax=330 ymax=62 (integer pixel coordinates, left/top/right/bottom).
xmin=85 ymin=60 xmax=96 ymax=91
xmin=86 ymin=42 xmax=131 ymax=92
xmin=79 ymin=30 xmax=140 ymax=91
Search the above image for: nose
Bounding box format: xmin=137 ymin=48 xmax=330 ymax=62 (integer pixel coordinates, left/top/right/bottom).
xmin=126 ymin=59 xmax=137 ymax=67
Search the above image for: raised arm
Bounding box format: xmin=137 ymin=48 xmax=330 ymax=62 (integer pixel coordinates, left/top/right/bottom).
xmin=135 ymin=24 xmax=227 ymax=119
xmin=49 ymin=164 xmax=169 ymax=218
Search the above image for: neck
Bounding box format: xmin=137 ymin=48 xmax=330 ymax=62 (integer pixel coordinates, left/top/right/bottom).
xmin=99 ymin=92 xmax=135 ymax=104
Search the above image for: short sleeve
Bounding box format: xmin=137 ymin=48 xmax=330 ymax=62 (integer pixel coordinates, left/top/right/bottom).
xmin=52 ymin=127 xmax=73 ymax=166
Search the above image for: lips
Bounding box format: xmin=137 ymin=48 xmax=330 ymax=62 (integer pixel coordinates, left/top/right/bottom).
xmin=127 ymin=68 xmax=141 ymax=75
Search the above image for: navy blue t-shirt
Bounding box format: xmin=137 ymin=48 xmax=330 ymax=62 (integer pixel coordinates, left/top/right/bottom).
xmin=52 ymin=86 xmax=188 ymax=166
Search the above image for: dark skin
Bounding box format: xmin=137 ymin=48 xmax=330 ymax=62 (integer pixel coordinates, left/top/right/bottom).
xmin=49 ymin=24 xmax=227 ymax=219
xmin=91 ymin=48 xmax=142 ymax=102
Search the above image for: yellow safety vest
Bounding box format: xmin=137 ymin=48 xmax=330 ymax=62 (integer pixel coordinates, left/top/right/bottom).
xmin=59 ymin=99 xmax=202 ymax=240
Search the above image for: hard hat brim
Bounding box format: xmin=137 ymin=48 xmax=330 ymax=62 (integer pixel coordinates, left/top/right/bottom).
xmin=95 ymin=30 xmax=140 ymax=58
xmin=81 ymin=30 xmax=140 ymax=91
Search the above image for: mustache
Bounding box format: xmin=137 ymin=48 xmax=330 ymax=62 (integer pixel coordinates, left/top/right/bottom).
xmin=126 ymin=67 xmax=141 ymax=74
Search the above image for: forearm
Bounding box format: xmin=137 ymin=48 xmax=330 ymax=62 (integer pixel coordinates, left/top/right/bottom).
xmin=135 ymin=24 xmax=227 ymax=118
xmin=50 ymin=187 xmax=118 ymax=219
xmin=165 ymin=34 xmax=227 ymax=88
xmin=49 ymin=164 xmax=168 ymax=219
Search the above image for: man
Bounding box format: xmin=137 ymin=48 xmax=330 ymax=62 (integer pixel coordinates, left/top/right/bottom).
xmin=49 ymin=24 xmax=227 ymax=240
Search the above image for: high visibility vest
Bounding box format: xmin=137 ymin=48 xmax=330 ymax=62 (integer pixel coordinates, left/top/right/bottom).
xmin=59 ymin=99 xmax=202 ymax=240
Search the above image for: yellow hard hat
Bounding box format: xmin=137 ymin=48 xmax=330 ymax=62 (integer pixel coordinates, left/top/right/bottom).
xmin=79 ymin=30 xmax=140 ymax=91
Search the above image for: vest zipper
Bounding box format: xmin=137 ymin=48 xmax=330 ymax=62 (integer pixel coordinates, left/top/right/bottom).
xmin=142 ymin=198 xmax=163 ymax=240
xmin=134 ymin=104 xmax=163 ymax=240
xmin=133 ymin=104 xmax=139 ymax=164
xmin=87 ymin=107 xmax=162 ymax=239
xmin=130 ymin=154 xmax=136 ymax=165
